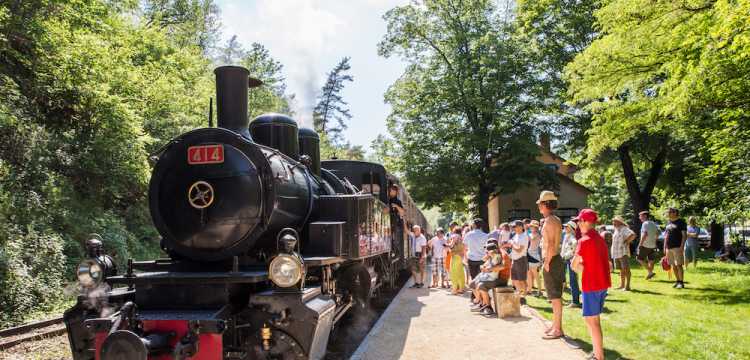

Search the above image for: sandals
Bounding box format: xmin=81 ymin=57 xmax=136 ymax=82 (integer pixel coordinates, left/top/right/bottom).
xmin=542 ymin=331 xmax=564 ymax=340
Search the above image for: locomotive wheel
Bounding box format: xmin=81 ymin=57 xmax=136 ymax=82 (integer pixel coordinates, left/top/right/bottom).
xmin=249 ymin=329 xmax=306 ymax=360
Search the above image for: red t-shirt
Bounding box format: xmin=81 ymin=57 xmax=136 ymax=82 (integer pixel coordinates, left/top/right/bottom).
xmin=576 ymin=229 xmax=611 ymax=292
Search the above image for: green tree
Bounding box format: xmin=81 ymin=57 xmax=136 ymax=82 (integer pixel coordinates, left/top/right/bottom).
xmin=0 ymin=0 xmax=222 ymax=325
xmin=565 ymin=0 xmax=750 ymax=221
xmin=240 ymin=43 xmax=291 ymax=118
xmin=379 ymin=0 xmax=541 ymax=225
xmin=314 ymin=57 xmax=353 ymax=144
xmin=142 ymin=0 xmax=221 ymax=51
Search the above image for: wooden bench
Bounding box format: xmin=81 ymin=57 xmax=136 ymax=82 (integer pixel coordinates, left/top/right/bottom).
xmin=492 ymin=286 xmax=521 ymax=318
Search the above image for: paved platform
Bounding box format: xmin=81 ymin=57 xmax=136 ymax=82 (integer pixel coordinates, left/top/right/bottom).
xmin=351 ymin=271 xmax=586 ymax=360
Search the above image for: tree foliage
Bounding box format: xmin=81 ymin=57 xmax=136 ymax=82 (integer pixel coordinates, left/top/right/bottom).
xmin=314 ymin=57 xmax=353 ymax=144
xmin=379 ymin=0 xmax=541 ymax=223
xmin=565 ymin=0 xmax=750 ymax=221
xmin=0 ymin=0 xmax=290 ymax=326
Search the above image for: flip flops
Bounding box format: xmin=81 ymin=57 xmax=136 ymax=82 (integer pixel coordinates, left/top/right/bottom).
xmin=542 ymin=331 xmax=564 ymax=340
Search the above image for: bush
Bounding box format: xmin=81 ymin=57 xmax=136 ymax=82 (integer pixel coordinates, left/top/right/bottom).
xmin=0 ymin=225 xmax=66 ymax=327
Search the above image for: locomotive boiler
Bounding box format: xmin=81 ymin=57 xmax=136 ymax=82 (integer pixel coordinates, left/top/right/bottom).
xmin=63 ymin=65 xmax=430 ymax=360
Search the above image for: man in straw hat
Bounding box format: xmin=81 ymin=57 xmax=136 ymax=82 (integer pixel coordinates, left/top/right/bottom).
xmin=537 ymin=190 xmax=565 ymax=339
xmin=611 ymin=216 xmax=636 ymax=291
xmin=572 ymin=209 xmax=611 ymax=360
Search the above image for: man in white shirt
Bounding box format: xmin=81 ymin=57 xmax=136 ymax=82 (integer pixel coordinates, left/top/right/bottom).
xmin=464 ymin=218 xmax=489 ymax=281
xmin=637 ymin=211 xmax=660 ymax=280
xmin=409 ymin=225 xmax=428 ymax=288
xmin=428 ymin=229 xmax=447 ymax=288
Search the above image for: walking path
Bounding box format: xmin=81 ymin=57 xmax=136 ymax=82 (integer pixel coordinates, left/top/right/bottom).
xmin=352 ymin=270 xmax=586 ymax=360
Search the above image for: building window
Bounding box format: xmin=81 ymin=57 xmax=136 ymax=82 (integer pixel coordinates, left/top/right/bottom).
xmin=507 ymin=209 xmax=531 ymax=221
xmin=556 ymin=207 xmax=579 ymax=224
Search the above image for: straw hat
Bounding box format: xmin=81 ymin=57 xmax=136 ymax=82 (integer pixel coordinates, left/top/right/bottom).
xmin=536 ymin=190 xmax=558 ymax=204
xmin=612 ymin=215 xmax=627 ymax=226
xmin=529 ymin=220 xmax=541 ymax=228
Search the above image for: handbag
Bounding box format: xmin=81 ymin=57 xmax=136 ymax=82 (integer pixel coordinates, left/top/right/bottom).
xmin=660 ymin=256 xmax=671 ymax=271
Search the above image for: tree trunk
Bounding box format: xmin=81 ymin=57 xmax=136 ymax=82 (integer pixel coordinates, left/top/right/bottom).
xmin=618 ymin=143 xmax=667 ymax=231
xmin=477 ymin=183 xmax=492 ymax=232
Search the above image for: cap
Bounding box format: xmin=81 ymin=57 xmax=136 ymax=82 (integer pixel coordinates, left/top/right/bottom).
xmin=577 ymin=208 xmax=598 ymax=223
xmin=565 ymin=221 xmax=577 ymax=230
xmin=485 ymin=243 xmax=498 ymax=251
xmin=536 ymin=190 xmax=558 ymax=204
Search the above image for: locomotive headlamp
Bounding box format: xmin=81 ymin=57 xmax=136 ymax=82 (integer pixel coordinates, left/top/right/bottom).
xmin=77 ymin=259 xmax=104 ymax=287
xmin=268 ymin=254 xmax=303 ymax=288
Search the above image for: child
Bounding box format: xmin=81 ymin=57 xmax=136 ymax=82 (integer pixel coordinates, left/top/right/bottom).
xmin=469 ymin=241 xmax=503 ymax=316
xmin=510 ymin=221 xmax=529 ymax=305
xmin=572 ymin=209 xmax=611 ymax=360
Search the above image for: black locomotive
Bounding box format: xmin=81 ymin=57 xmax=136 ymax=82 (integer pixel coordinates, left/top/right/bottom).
xmin=63 ymin=65 xmax=430 ymax=360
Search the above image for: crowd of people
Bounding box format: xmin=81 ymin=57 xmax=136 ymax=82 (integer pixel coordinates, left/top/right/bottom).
xmin=403 ymin=190 xmax=694 ymax=360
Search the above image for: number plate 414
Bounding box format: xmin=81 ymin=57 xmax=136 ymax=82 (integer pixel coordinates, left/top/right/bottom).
xmin=188 ymin=144 xmax=224 ymax=165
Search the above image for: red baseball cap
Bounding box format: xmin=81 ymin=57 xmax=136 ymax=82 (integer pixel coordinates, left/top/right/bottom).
xmin=577 ymin=208 xmax=598 ymax=223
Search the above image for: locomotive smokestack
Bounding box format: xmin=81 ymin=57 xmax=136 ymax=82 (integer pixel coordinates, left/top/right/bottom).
xmin=214 ymin=66 xmax=259 ymax=138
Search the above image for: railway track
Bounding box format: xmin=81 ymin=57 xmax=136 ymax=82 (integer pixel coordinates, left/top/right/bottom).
xmin=0 ymin=317 xmax=66 ymax=351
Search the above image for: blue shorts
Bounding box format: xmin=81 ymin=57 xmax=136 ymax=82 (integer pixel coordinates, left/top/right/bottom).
xmin=582 ymin=290 xmax=607 ymax=317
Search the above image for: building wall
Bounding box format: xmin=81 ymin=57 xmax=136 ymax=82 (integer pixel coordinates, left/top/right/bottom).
xmin=488 ymin=174 xmax=590 ymax=229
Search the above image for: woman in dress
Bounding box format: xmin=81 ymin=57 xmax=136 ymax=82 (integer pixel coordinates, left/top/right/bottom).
xmin=448 ymin=230 xmax=466 ymax=295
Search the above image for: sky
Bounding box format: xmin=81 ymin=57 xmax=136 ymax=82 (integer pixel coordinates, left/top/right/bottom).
xmin=215 ymin=0 xmax=409 ymax=150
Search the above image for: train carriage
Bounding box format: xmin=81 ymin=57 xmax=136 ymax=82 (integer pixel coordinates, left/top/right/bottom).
xmin=63 ymin=66 xmax=429 ymax=360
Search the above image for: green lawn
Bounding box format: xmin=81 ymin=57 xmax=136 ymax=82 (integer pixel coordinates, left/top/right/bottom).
xmin=526 ymin=252 xmax=750 ymax=360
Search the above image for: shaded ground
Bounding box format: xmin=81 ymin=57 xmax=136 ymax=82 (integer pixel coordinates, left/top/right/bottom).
xmin=0 ymin=333 xmax=70 ymax=360
xmin=527 ymin=251 xmax=750 ymax=359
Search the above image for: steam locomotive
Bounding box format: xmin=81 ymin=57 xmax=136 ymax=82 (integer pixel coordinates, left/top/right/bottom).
xmin=63 ymin=66 xmax=430 ymax=360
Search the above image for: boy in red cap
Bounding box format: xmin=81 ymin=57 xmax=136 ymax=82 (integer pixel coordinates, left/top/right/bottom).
xmin=572 ymin=209 xmax=611 ymax=360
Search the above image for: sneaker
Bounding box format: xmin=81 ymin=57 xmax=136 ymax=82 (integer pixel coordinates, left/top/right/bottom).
xmin=646 ymin=272 xmax=656 ymax=280
xmin=470 ymin=302 xmax=482 ymax=310
xmin=471 ymin=304 xmax=488 ymax=312
xmin=480 ymin=307 xmax=495 ymax=316
xmin=409 ymin=283 xmax=420 ymax=288
xmin=416 ymin=283 xmax=424 ymax=288
xmin=676 ymin=282 xmax=684 ymax=289
xmin=672 ymin=282 xmax=679 ymax=288
xmin=567 ymin=302 xmax=581 ymax=308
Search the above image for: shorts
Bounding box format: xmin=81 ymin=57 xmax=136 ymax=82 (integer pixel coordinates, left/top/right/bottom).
xmin=667 ymin=248 xmax=684 ymax=266
xmin=543 ymin=255 xmax=565 ymax=300
xmin=478 ymin=277 xmax=507 ymax=291
xmin=409 ymin=253 xmax=424 ymax=271
xmin=468 ymin=260 xmax=483 ymax=279
xmin=511 ymin=257 xmax=528 ymax=281
xmin=637 ymin=246 xmax=656 ymax=261
xmin=432 ymin=257 xmax=445 ymax=278
xmin=528 ymin=256 xmax=541 ymax=269
xmin=614 ymin=255 xmax=630 ymax=269
xmin=582 ymin=290 xmax=607 ymax=317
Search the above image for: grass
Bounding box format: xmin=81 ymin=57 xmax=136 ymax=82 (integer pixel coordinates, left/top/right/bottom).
xmin=526 ymin=251 xmax=750 ymax=360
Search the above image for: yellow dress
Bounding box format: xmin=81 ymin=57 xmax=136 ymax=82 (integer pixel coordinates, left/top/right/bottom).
xmin=450 ymin=243 xmax=466 ymax=290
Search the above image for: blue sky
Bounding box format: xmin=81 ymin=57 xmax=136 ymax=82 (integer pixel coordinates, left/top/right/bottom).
xmin=215 ymin=0 xmax=409 ymax=149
